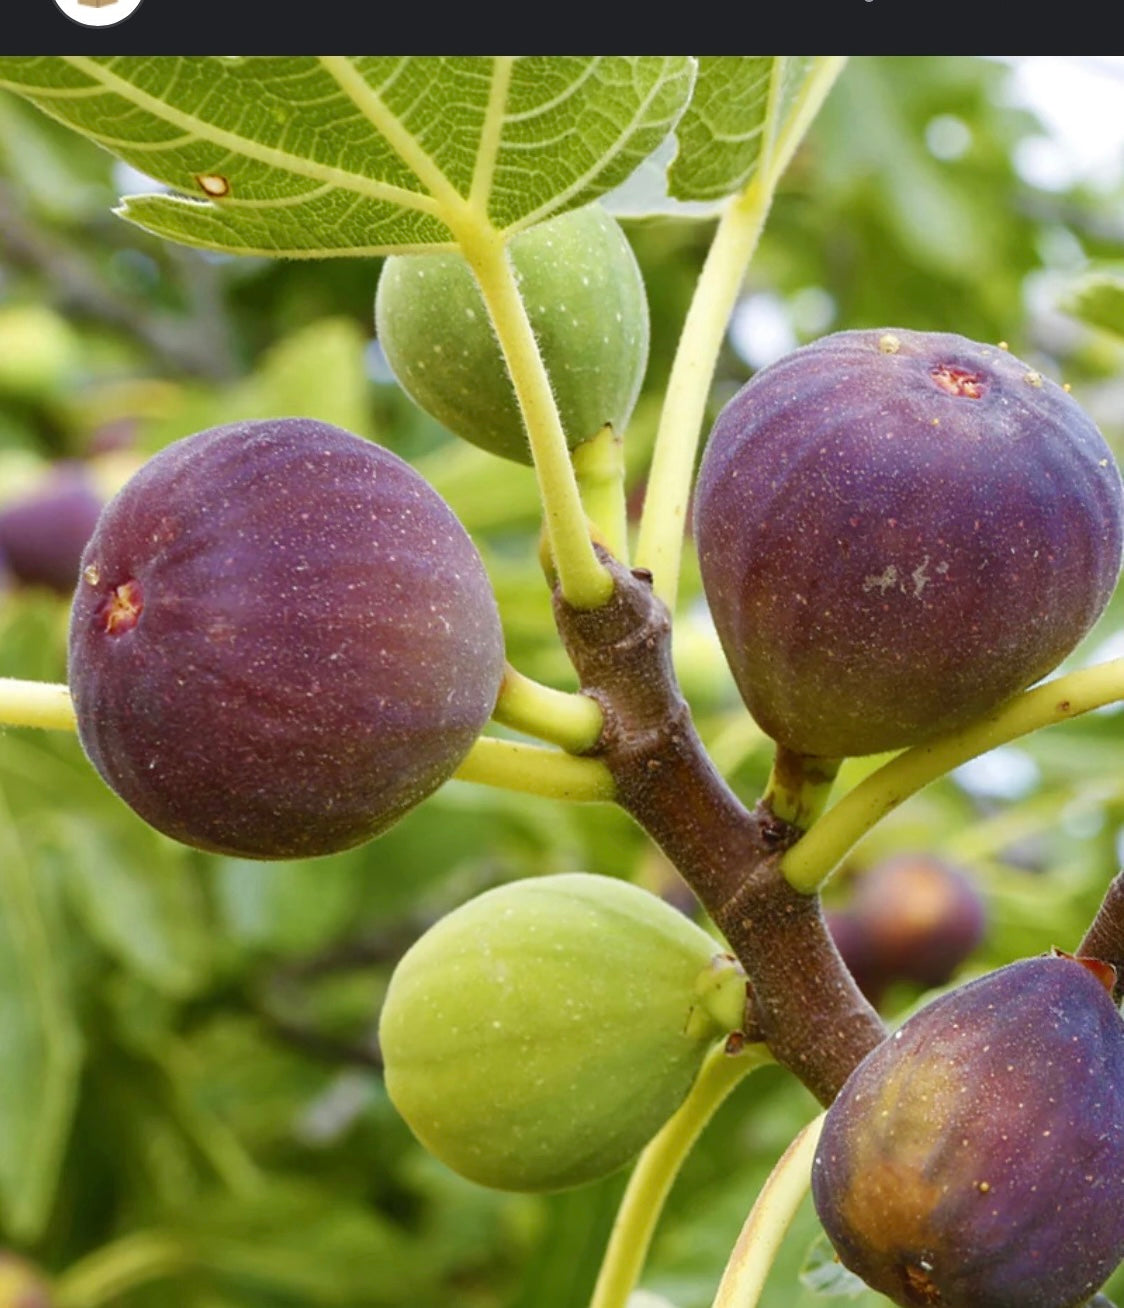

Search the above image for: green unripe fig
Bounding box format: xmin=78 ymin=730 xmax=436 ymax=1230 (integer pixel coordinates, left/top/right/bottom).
xmin=375 ymin=204 xmax=649 ymax=464
xmin=379 ymin=872 xmax=746 ymax=1192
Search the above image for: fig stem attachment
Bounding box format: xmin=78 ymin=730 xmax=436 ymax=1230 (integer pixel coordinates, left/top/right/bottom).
xmin=634 ymin=56 xmax=847 ymax=614
xmin=0 ymin=678 xmax=76 ymax=731
xmin=457 ymin=227 xmax=613 ymax=611
xmin=590 ymin=1039 xmax=772 ymax=1308
xmin=1078 ymin=870 xmax=1124 ymax=1004
xmin=782 ymin=658 xmax=1124 ymax=895
xmin=763 ymin=747 xmax=840 ymax=831
xmin=52 ymin=1231 xmax=190 ymax=1308
xmin=492 ymin=664 xmax=604 ymax=753
xmin=454 ymin=734 xmax=615 ymax=802
xmin=710 ymin=1111 xmax=825 ymax=1308
xmin=572 ymin=423 xmax=629 ymax=565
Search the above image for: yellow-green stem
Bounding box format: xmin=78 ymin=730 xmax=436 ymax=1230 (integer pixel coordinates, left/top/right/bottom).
xmin=782 ymin=658 xmax=1124 ymax=894
xmin=53 ymin=1233 xmax=189 ymax=1308
xmin=711 ymin=1112 xmax=825 ymax=1308
xmin=454 ymin=734 xmax=614 ymax=802
xmin=590 ymin=1041 xmax=771 ymax=1308
xmin=572 ymin=423 xmax=629 ymax=563
xmin=763 ymin=746 xmax=840 ymax=830
xmin=457 ymin=227 xmax=612 ymax=609
xmin=492 ymin=664 xmax=604 ymax=752
xmin=0 ymin=678 xmax=75 ymax=731
xmin=635 ymin=57 xmax=847 ymax=614
xmin=633 ymin=186 xmax=771 ymax=612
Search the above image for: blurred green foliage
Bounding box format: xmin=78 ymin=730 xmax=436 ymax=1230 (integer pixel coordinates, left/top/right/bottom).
xmin=0 ymin=55 xmax=1121 ymax=1308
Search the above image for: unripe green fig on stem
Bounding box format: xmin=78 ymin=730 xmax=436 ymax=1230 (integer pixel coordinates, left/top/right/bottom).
xmin=375 ymin=203 xmax=650 ymax=464
xmin=379 ymin=872 xmax=747 ymax=1193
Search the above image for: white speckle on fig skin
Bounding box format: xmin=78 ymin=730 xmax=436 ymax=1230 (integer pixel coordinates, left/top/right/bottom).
xmin=67 ymin=418 xmax=505 ymax=860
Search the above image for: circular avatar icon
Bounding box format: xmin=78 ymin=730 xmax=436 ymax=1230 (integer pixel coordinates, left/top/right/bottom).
xmin=53 ymin=0 xmax=144 ymax=25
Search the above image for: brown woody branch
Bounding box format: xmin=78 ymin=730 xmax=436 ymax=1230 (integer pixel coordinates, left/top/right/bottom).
xmin=553 ymin=551 xmax=885 ymax=1105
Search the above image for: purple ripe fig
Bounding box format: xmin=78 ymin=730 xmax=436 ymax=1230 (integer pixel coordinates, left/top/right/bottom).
xmin=68 ymin=418 xmax=504 ymax=859
xmin=0 ymin=461 xmax=104 ymax=595
xmin=849 ymin=854 xmax=988 ymax=991
xmin=694 ymin=329 xmax=1124 ymax=759
xmin=812 ymin=953 xmax=1124 ymax=1308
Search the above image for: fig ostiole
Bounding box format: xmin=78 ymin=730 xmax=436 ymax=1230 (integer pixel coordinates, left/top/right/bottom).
xmin=694 ymin=329 xmax=1124 ymax=759
xmin=812 ymin=952 xmax=1124 ymax=1308
xmin=375 ymin=203 xmax=649 ymax=464
xmin=67 ymin=417 xmax=505 ymax=860
xmin=378 ymin=872 xmax=747 ymax=1193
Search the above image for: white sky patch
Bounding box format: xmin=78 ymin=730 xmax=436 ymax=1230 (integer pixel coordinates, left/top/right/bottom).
xmin=995 ymin=56 xmax=1124 ymax=192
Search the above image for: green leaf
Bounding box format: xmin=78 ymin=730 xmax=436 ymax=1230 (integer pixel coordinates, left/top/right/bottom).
xmin=50 ymin=818 xmax=213 ymax=998
xmin=0 ymin=788 xmax=83 ymax=1238
xmin=1061 ymin=269 xmax=1124 ymax=341
xmin=668 ymin=57 xmax=846 ymax=203
xmin=0 ymin=57 xmax=694 ymax=258
xmin=798 ymin=1232 xmax=872 ymax=1299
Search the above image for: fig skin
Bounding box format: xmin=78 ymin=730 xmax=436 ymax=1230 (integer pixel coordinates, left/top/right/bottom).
xmin=375 ymin=203 xmax=649 ymax=464
xmin=812 ymin=954 xmax=1124 ymax=1308
xmin=379 ymin=872 xmax=746 ymax=1193
xmin=694 ymin=329 xmax=1124 ymax=758
xmin=0 ymin=461 xmax=104 ymax=595
xmin=68 ymin=418 xmax=504 ymax=859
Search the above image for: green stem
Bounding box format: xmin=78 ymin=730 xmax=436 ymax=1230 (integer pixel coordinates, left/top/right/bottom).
xmin=457 ymin=226 xmax=612 ymax=609
xmin=782 ymin=658 xmax=1124 ymax=894
xmin=492 ymin=664 xmax=604 ymax=752
xmin=572 ymin=423 xmax=629 ymax=563
xmin=53 ymin=1232 xmax=190 ymax=1308
xmin=590 ymin=1041 xmax=771 ymax=1308
xmin=633 ymin=184 xmax=772 ymax=611
xmin=762 ymin=747 xmax=840 ymax=831
xmin=454 ymin=734 xmax=615 ymax=801
xmin=710 ymin=1112 xmax=825 ymax=1308
xmin=635 ymin=56 xmax=847 ymax=613
xmin=0 ymin=678 xmax=75 ymax=731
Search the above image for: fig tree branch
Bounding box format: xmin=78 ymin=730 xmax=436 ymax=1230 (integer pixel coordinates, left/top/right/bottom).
xmin=553 ymin=552 xmax=885 ymax=1105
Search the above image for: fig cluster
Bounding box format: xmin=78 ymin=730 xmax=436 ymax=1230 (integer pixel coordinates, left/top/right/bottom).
xmin=812 ymin=952 xmax=1124 ymax=1308
xmin=379 ymin=872 xmax=747 ymax=1193
xmin=68 ymin=418 xmax=504 ymax=859
xmin=376 ymin=203 xmax=649 ymax=463
xmin=694 ymin=329 xmax=1124 ymax=760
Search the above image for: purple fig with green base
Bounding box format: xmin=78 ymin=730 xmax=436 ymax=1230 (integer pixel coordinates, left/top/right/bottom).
xmin=812 ymin=953 xmax=1124 ymax=1308
xmin=68 ymin=418 xmax=504 ymax=859
xmin=694 ymin=329 xmax=1124 ymax=759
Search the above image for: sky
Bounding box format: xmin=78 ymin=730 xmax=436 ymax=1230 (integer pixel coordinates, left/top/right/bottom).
xmin=1000 ymin=56 xmax=1124 ymax=191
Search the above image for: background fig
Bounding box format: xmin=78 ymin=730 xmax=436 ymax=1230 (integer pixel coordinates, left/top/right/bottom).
xmin=379 ymin=872 xmax=747 ymax=1193
xmin=68 ymin=418 xmax=504 ymax=859
xmin=0 ymin=461 xmax=104 ymax=595
xmin=829 ymin=854 xmax=988 ymax=1007
xmin=694 ymin=329 xmax=1124 ymax=759
xmin=812 ymin=953 xmax=1124 ymax=1308
xmin=375 ymin=203 xmax=649 ymax=463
